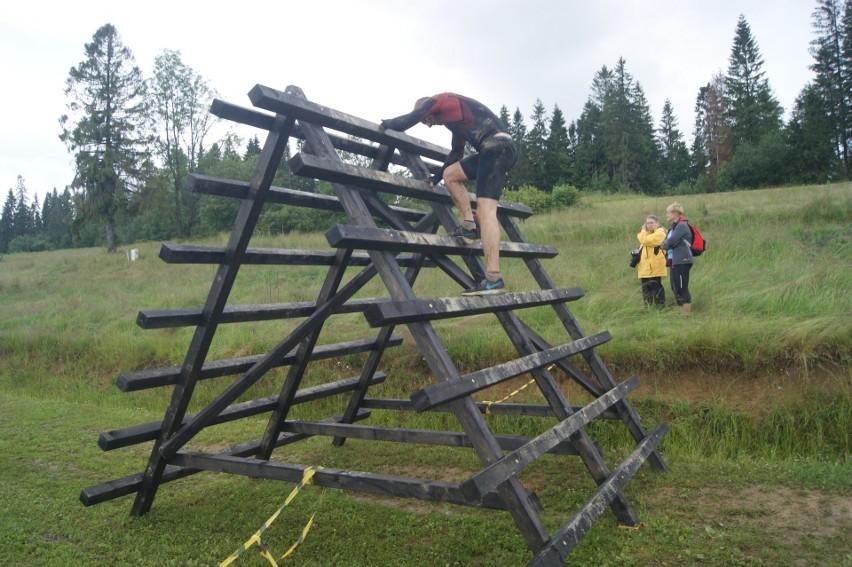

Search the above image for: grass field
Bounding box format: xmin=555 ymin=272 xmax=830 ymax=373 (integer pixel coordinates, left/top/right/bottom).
xmin=0 ymin=182 xmax=850 ymax=566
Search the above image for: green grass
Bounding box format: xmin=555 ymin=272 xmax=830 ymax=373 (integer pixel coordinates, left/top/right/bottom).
xmin=0 ymin=182 xmax=850 ymax=566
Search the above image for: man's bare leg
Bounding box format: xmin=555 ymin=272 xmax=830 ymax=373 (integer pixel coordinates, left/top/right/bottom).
xmin=441 ymin=163 xmax=475 ymax=224
xmin=476 ymin=197 xmax=500 ymax=278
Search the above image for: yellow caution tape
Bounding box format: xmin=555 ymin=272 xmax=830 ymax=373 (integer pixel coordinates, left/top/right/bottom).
xmin=220 ymin=466 xmax=317 ymax=567
xmin=482 ymin=365 xmax=555 ymax=415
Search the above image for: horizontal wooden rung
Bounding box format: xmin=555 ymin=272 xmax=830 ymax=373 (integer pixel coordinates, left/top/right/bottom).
xmin=412 ymin=331 xmax=612 ymax=412
xmin=528 ymin=423 xmax=669 ymax=565
xmin=360 ymin=398 xmax=619 ymax=420
xmin=187 ymin=172 xmax=427 ymax=222
xmin=459 ymin=375 xmax=639 ymax=500
xmin=363 ymin=287 xmax=583 ymax=327
xmin=158 ymin=243 xmax=431 ymax=267
xmin=137 ymin=297 xmax=392 ymax=329
xmin=99 ymin=373 xmax=386 ymax=451
xmin=325 ymin=224 xmax=557 ymax=260
xmin=291 ymin=153 xmax=533 ymax=219
xmin=116 ymin=335 xmax=402 ymax=391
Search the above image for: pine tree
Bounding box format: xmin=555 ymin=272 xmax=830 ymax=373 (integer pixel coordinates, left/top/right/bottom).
xmin=524 ymin=99 xmax=549 ymax=190
xmin=12 ymin=176 xmax=32 ymax=238
xmin=59 ymin=23 xmax=149 ymax=251
xmin=811 ymin=0 xmax=851 ymax=178
xmin=725 ymin=14 xmax=783 ymax=152
xmin=786 ymin=83 xmax=837 ymax=182
xmin=544 ymin=104 xmax=572 ymax=189
xmin=658 ymin=100 xmax=692 ymax=189
xmin=0 ymin=189 xmax=16 ymax=253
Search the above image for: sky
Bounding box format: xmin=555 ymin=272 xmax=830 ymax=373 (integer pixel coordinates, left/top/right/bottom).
xmin=0 ymin=0 xmax=817 ymax=206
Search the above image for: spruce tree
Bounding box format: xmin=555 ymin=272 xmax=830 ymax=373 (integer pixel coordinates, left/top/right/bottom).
xmin=658 ymin=100 xmax=692 ymax=189
xmin=724 ymin=14 xmax=783 ymax=152
xmin=59 ymin=23 xmax=149 ymax=251
xmin=0 ymin=189 xmax=15 ymax=253
xmin=544 ymin=104 xmax=572 ymax=189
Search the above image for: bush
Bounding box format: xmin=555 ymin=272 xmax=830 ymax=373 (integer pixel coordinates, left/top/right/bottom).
xmin=7 ymin=234 xmax=53 ymax=253
xmin=503 ymin=184 xmax=579 ymax=213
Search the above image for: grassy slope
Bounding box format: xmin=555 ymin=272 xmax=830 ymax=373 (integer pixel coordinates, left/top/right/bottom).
xmin=0 ymin=183 xmax=850 ymax=566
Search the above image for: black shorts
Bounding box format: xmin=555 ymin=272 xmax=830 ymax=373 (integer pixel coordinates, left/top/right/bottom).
xmin=459 ymin=136 xmax=517 ymax=200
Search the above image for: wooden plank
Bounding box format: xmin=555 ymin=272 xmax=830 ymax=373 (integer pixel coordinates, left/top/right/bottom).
xmin=412 ymin=332 xmax=612 ymax=412
xmin=171 ymin=451 xmax=504 ymax=510
xmin=158 ymin=243 xmax=428 ymax=267
xmin=187 ymin=172 xmax=428 ymax=222
xmin=460 ymin=376 xmax=639 ymax=500
xmin=290 ymin=152 xmax=533 ymax=219
xmin=363 ymin=288 xmax=584 ymax=327
xmin=247 ymin=84 xmax=450 ymax=162
xmin=527 ymin=423 xmax=669 ymax=566
xmin=360 ymin=398 xmax=619 ymax=420
xmin=137 ymin=297 xmax=392 ymax=329
xmin=99 ymin=373 xmax=386 ymax=451
xmin=326 ymin=224 xmax=557 ymax=260
xmin=82 ymin=410 xmax=373 ymax=506
xmin=282 ymin=420 xmax=580 ymax=455
xmin=116 ymin=336 xmax=402 ymax=391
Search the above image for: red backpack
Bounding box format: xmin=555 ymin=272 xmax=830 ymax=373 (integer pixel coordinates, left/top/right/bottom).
xmin=688 ymin=222 xmax=706 ymax=256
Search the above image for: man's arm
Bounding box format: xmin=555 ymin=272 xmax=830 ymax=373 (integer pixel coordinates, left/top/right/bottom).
xmin=380 ymin=98 xmax=437 ymax=132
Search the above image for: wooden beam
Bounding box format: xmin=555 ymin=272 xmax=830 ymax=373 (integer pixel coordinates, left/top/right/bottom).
xmin=363 ymin=288 xmax=584 ymax=327
xmin=527 ymin=423 xmax=669 ymax=566
xmin=290 ymin=153 xmax=533 ymax=219
xmin=116 ymin=336 xmax=402 ymax=391
xmin=99 ymin=373 xmax=387 ymax=451
xmin=360 ymin=398 xmax=619 ymax=420
xmin=158 ymin=243 xmax=429 ymax=267
xmin=325 ymin=224 xmax=556 ymax=259
xmin=460 ymin=376 xmax=639 ymax=500
xmin=137 ymin=297 xmax=392 ymax=329
xmin=411 ymin=332 xmax=612 ymax=412
xmin=281 ymin=420 xmax=580 ymax=455
xmin=188 ymin=172 xmax=428 ymax=222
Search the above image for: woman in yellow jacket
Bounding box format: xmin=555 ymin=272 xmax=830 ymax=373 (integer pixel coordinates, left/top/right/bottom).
xmin=636 ymin=215 xmax=667 ymax=307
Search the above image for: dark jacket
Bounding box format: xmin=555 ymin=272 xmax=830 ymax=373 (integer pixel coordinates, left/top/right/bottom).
xmin=661 ymin=218 xmax=694 ymax=265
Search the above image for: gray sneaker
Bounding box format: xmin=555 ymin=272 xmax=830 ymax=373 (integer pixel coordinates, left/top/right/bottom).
xmin=451 ymin=225 xmax=480 ymax=244
xmin=462 ymin=278 xmax=505 ymax=296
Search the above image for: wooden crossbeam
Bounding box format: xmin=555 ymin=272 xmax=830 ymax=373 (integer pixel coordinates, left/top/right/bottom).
xmin=411 ymin=332 xmax=612 ymax=412
xmin=99 ymin=373 xmax=386 ymax=451
xmin=158 ymin=243 xmax=429 ymax=266
xmin=188 ymin=173 xmax=428 ymax=222
xmin=290 ymin=153 xmax=533 ymax=218
xmin=116 ymin=336 xmax=402 ymax=391
xmin=81 ymin=410 xmax=373 ymax=507
xmin=360 ymin=398 xmax=619 ymax=420
xmin=137 ymin=297 xmax=392 ymax=329
xmin=325 ymin=224 xmax=557 ymax=259
xmin=528 ymin=423 xmax=669 ymax=566
xmin=281 ymin=420 xmax=581 ymax=455
xmin=363 ymin=288 xmax=584 ymax=327
xmin=459 ymin=376 xmax=639 ymax=500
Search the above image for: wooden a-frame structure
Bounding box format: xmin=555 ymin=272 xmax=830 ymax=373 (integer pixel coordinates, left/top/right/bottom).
xmin=82 ymin=84 xmax=668 ymax=565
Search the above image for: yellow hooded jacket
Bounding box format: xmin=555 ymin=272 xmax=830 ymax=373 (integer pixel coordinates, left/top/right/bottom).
xmin=636 ymin=227 xmax=667 ymax=279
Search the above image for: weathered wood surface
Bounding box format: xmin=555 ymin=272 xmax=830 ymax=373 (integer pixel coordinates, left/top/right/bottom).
xmin=137 ymin=297 xmax=392 ymax=329
xmin=116 ymin=336 xmax=402 ymax=391
xmin=281 ymin=420 xmax=581 ymax=455
xmin=360 ymin=398 xmax=619 ymax=420
xmin=99 ymin=373 xmax=386 ymax=451
xmin=82 ymin=409 xmax=373 ymax=506
xmin=411 ymin=332 xmax=612 ymax=412
xmin=460 ymin=376 xmax=639 ymax=500
xmin=325 ymin=224 xmax=557 ymax=259
xmin=527 ymin=423 xmax=669 ymax=566
xmin=158 ymin=243 xmax=429 ymax=266
xmin=363 ymin=288 xmax=584 ymax=327
xmin=188 ymin=172 xmax=428 ymax=222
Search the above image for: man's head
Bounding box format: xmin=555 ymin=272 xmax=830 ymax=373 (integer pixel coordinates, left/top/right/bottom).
xmin=415 ymin=97 xmax=438 ymax=126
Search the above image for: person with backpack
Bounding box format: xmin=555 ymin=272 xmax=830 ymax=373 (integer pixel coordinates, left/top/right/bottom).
xmin=661 ymin=202 xmax=694 ymax=314
xmin=636 ymin=215 xmax=667 ymax=307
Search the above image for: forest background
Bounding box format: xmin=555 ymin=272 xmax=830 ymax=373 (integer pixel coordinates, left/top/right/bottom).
xmin=1 ymin=0 xmax=851 ymax=254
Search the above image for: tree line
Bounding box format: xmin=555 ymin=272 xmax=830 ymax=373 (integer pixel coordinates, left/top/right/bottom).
xmin=2 ymin=0 xmax=851 ymax=254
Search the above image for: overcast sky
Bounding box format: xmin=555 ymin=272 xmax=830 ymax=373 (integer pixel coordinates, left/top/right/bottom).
xmin=1 ymin=0 xmax=817 ymax=205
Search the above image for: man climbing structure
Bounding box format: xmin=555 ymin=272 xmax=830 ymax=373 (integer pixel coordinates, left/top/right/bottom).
xmin=380 ymin=93 xmax=517 ymax=295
